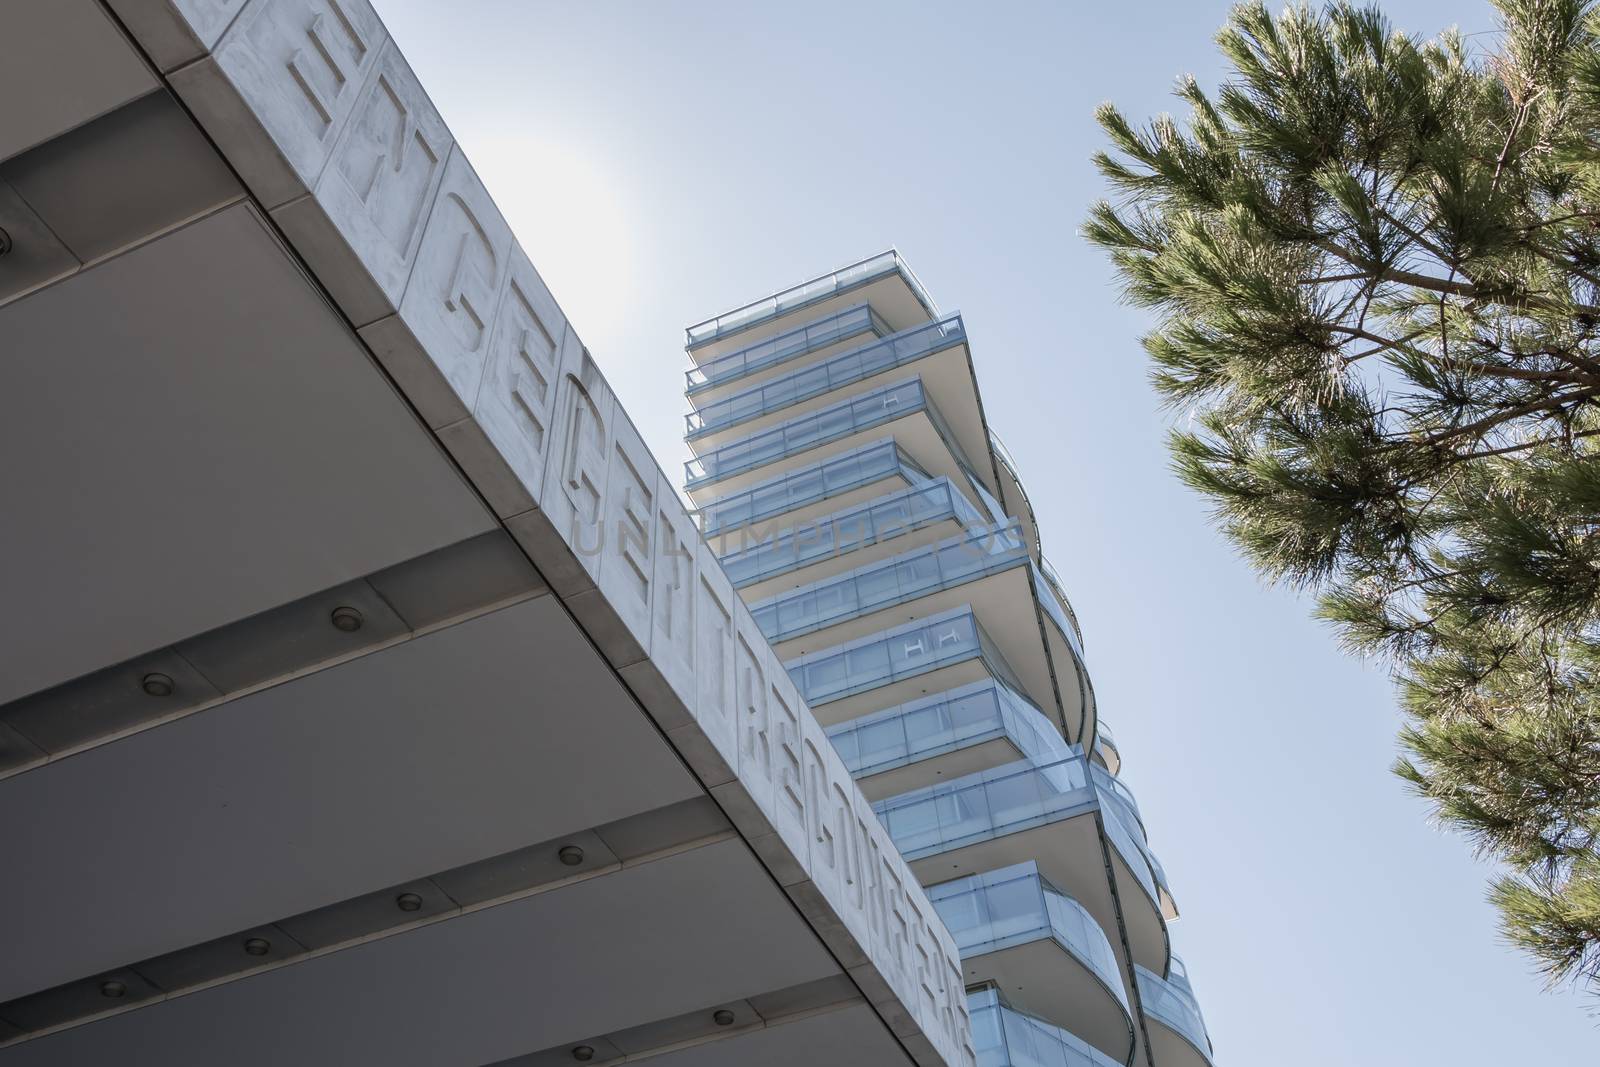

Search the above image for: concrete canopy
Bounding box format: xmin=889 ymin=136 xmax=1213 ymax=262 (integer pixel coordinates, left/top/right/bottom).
xmin=0 ymin=3 xmax=975 ymax=1066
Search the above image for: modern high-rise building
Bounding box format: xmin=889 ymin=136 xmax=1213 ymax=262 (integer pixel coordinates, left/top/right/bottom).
xmin=1 ymin=4 xmax=1215 ymax=1066
xmin=681 ymin=255 xmax=1217 ymax=1067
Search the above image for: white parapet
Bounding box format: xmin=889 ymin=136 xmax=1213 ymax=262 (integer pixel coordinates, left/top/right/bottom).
xmin=97 ymin=2 xmax=974 ymax=1065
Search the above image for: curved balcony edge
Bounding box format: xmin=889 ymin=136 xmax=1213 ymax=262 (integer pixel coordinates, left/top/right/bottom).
xmin=968 ymin=986 xmax=1129 ymax=1067
xmin=931 ymin=861 xmax=1135 ymax=1065
xmin=1135 ymin=963 xmax=1214 ymax=1067
xmin=685 ymin=249 xmax=939 ymax=350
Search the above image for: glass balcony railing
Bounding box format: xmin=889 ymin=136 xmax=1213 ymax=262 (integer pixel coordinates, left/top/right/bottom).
xmin=1094 ymin=721 xmax=1120 ymax=770
xmin=1096 ymin=721 xmax=1116 ymax=751
xmin=786 ymin=606 xmax=1023 ymax=709
xmin=685 ymin=250 xmax=938 ymax=348
xmin=965 ymin=465 xmax=1013 ymax=528
xmin=988 ymin=430 xmax=1023 ymax=483
xmin=929 ymin=861 xmax=1129 ymax=1015
xmin=1168 ymin=955 xmax=1201 ymax=999
xmin=1136 ymin=962 xmax=1213 ymax=1062
xmin=1087 ymin=761 xmax=1156 ymax=889
xmin=1031 ymin=562 xmax=1087 ymax=665
xmin=872 ymin=753 xmax=1164 ymax=910
xmin=1101 ymin=802 xmax=1158 ymax=902
xmin=686 ymin=314 xmax=968 ymax=439
xmin=719 ymin=476 xmax=994 ymax=588
xmin=685 ymin=303 xmax=888 ymax=394
xmin=988 ymin=429 xmax=1035 ymax=523
xmin=751 ymin=524 xmax=1028 ymax=645
xmin=825 ymin=678 xmax=1068 ymax=780
xmin=969 ymin=987 xmax=1124 ymax=1067
xmin=1038 ymin=555 xmax=1086 ymax=655
xmin=1089 ymin=760 xmax=1143 ymax=834
xmin=873 ymin=753 xmax=1095 ymax=860
xmin=1152 ymin=851 xmax=1177 ymax=921
xmin=685 ymin=378 xmax=935 ymax=489
xmin=696 ymin=439 xmax=928 ymax=536
xmin=987 ymin=429 xmax=1088 ymax=659
xmin=710 ymin=465 xmax=1083 ymax=674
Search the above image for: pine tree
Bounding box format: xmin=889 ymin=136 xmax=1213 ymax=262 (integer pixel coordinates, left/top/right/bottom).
xmin=1087 ymin=0 xmax=1600 ymax=991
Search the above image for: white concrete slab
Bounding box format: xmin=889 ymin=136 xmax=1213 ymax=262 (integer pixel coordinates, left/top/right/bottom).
xmin=0 ymin=842 xmax=840 ymax=1067
xmin=0 ymin=203 xmax=494 ymax=705
xmin=0 ymin=597 xmax=701 ymax=1001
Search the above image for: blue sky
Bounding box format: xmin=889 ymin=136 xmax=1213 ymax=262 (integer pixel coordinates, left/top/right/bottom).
xmin=372 ymin=1 xmax=1594 ymax=1062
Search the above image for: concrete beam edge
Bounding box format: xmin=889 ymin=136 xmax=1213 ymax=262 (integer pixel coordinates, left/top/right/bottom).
xmin=103 ymin=4 xmax=973 ymax=1065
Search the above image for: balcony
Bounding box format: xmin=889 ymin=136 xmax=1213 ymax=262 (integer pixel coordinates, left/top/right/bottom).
xmin=752 ymin=526 xmax=1088 ymax=742
xmin=685 ymin=302 xmax=889 ymax=401
xmin=1136 ymin=959 xmax=1214 ymax=1067
xmin=988 ymin=429 xmax=1040 ymax=562
xmin=1038 ymin=555 xmax=1085 ymax=657
xmin=1091 ymin=721 xmax=1122 ymax=777
xmin=982 ymin=439 xmax=1089 ymax=694
xmin=931 ymin=862 xmax=1134 ymax=1064
xmin=1148 ymin=849 xmax=1180 ymax=922
xmin=969 ymin=987 xmax=1125 ymax=1067
xmin=1087 ymin=763 xmax=1177 ymax=921
xmin=1032 ymin=560 xmax=1087 ymax=671
xmin=786 ymin=606 xmax=1026 ymax=726
xmin=1096 ymin=780 xmax=1141 ymax=846
xmin=826 ymin=678 xmax=1068 ymax=800
xmin=688 ymin=315 xmax=962 ymax=441
xmin=720 ymin=476 xmax=996 ymax=599
xmin=685 ymin=250 xmax=938 ymax=360
xmin=685 ymin=317 xmax=990 ymax=488
xmin=697 ymin=439 xmax=928 ymax=541
xmin=873 ymin=754 xmax=1171 ymax=976
xmin=684 ymin=378 xmax=988 ymax=510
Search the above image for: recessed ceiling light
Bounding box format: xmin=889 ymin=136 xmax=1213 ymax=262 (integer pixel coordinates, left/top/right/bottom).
xmin=712 ymin=1009 xmax=736 ymax=1026
xmin=243 ymin=938 xmax=271 ymax=956
xmin=396 ymin=893 xmax=424 ymax=912
xmin=558 ymin=845 xmax=585 ymax=867
xmin=99 ymin=980 xmax=126 ymax=998
xmin=330 ymin=606 xmax=364 ymax=632
xmin=140 ymin=673 xmax=175 ymax=697
xmin=570 ymin=1046 xmax=595 ymax=1062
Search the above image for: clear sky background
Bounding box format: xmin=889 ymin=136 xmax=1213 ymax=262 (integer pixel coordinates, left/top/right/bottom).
xmin=372 ymin=2 xmax=1593 ymax=1062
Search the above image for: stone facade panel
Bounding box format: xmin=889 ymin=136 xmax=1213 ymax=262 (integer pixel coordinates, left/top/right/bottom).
xmin=175 ymin=0 xmax=386 ymax=207
xmin=276 ymin=38 xmax=450 ymax=326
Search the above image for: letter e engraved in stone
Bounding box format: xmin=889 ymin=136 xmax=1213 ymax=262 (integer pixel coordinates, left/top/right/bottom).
xmin=287 ymin=6 xmax=366 ymax=133
xmin=338 ymin=73 xmax=439 ymax=255
xmin=510 ymin=323 xmax=553 ymax=452
xmin=613 ymin=449 xmax=652 ymax=601
xmin=887 ymin=868 xmax=909 ymax=970
xmin=773 ymin=689 xmax=803 ymax=823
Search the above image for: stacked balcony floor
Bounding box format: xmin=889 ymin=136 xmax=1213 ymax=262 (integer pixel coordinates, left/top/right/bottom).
xmin=684 ymin=255 xmax=1215 ymax=1067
